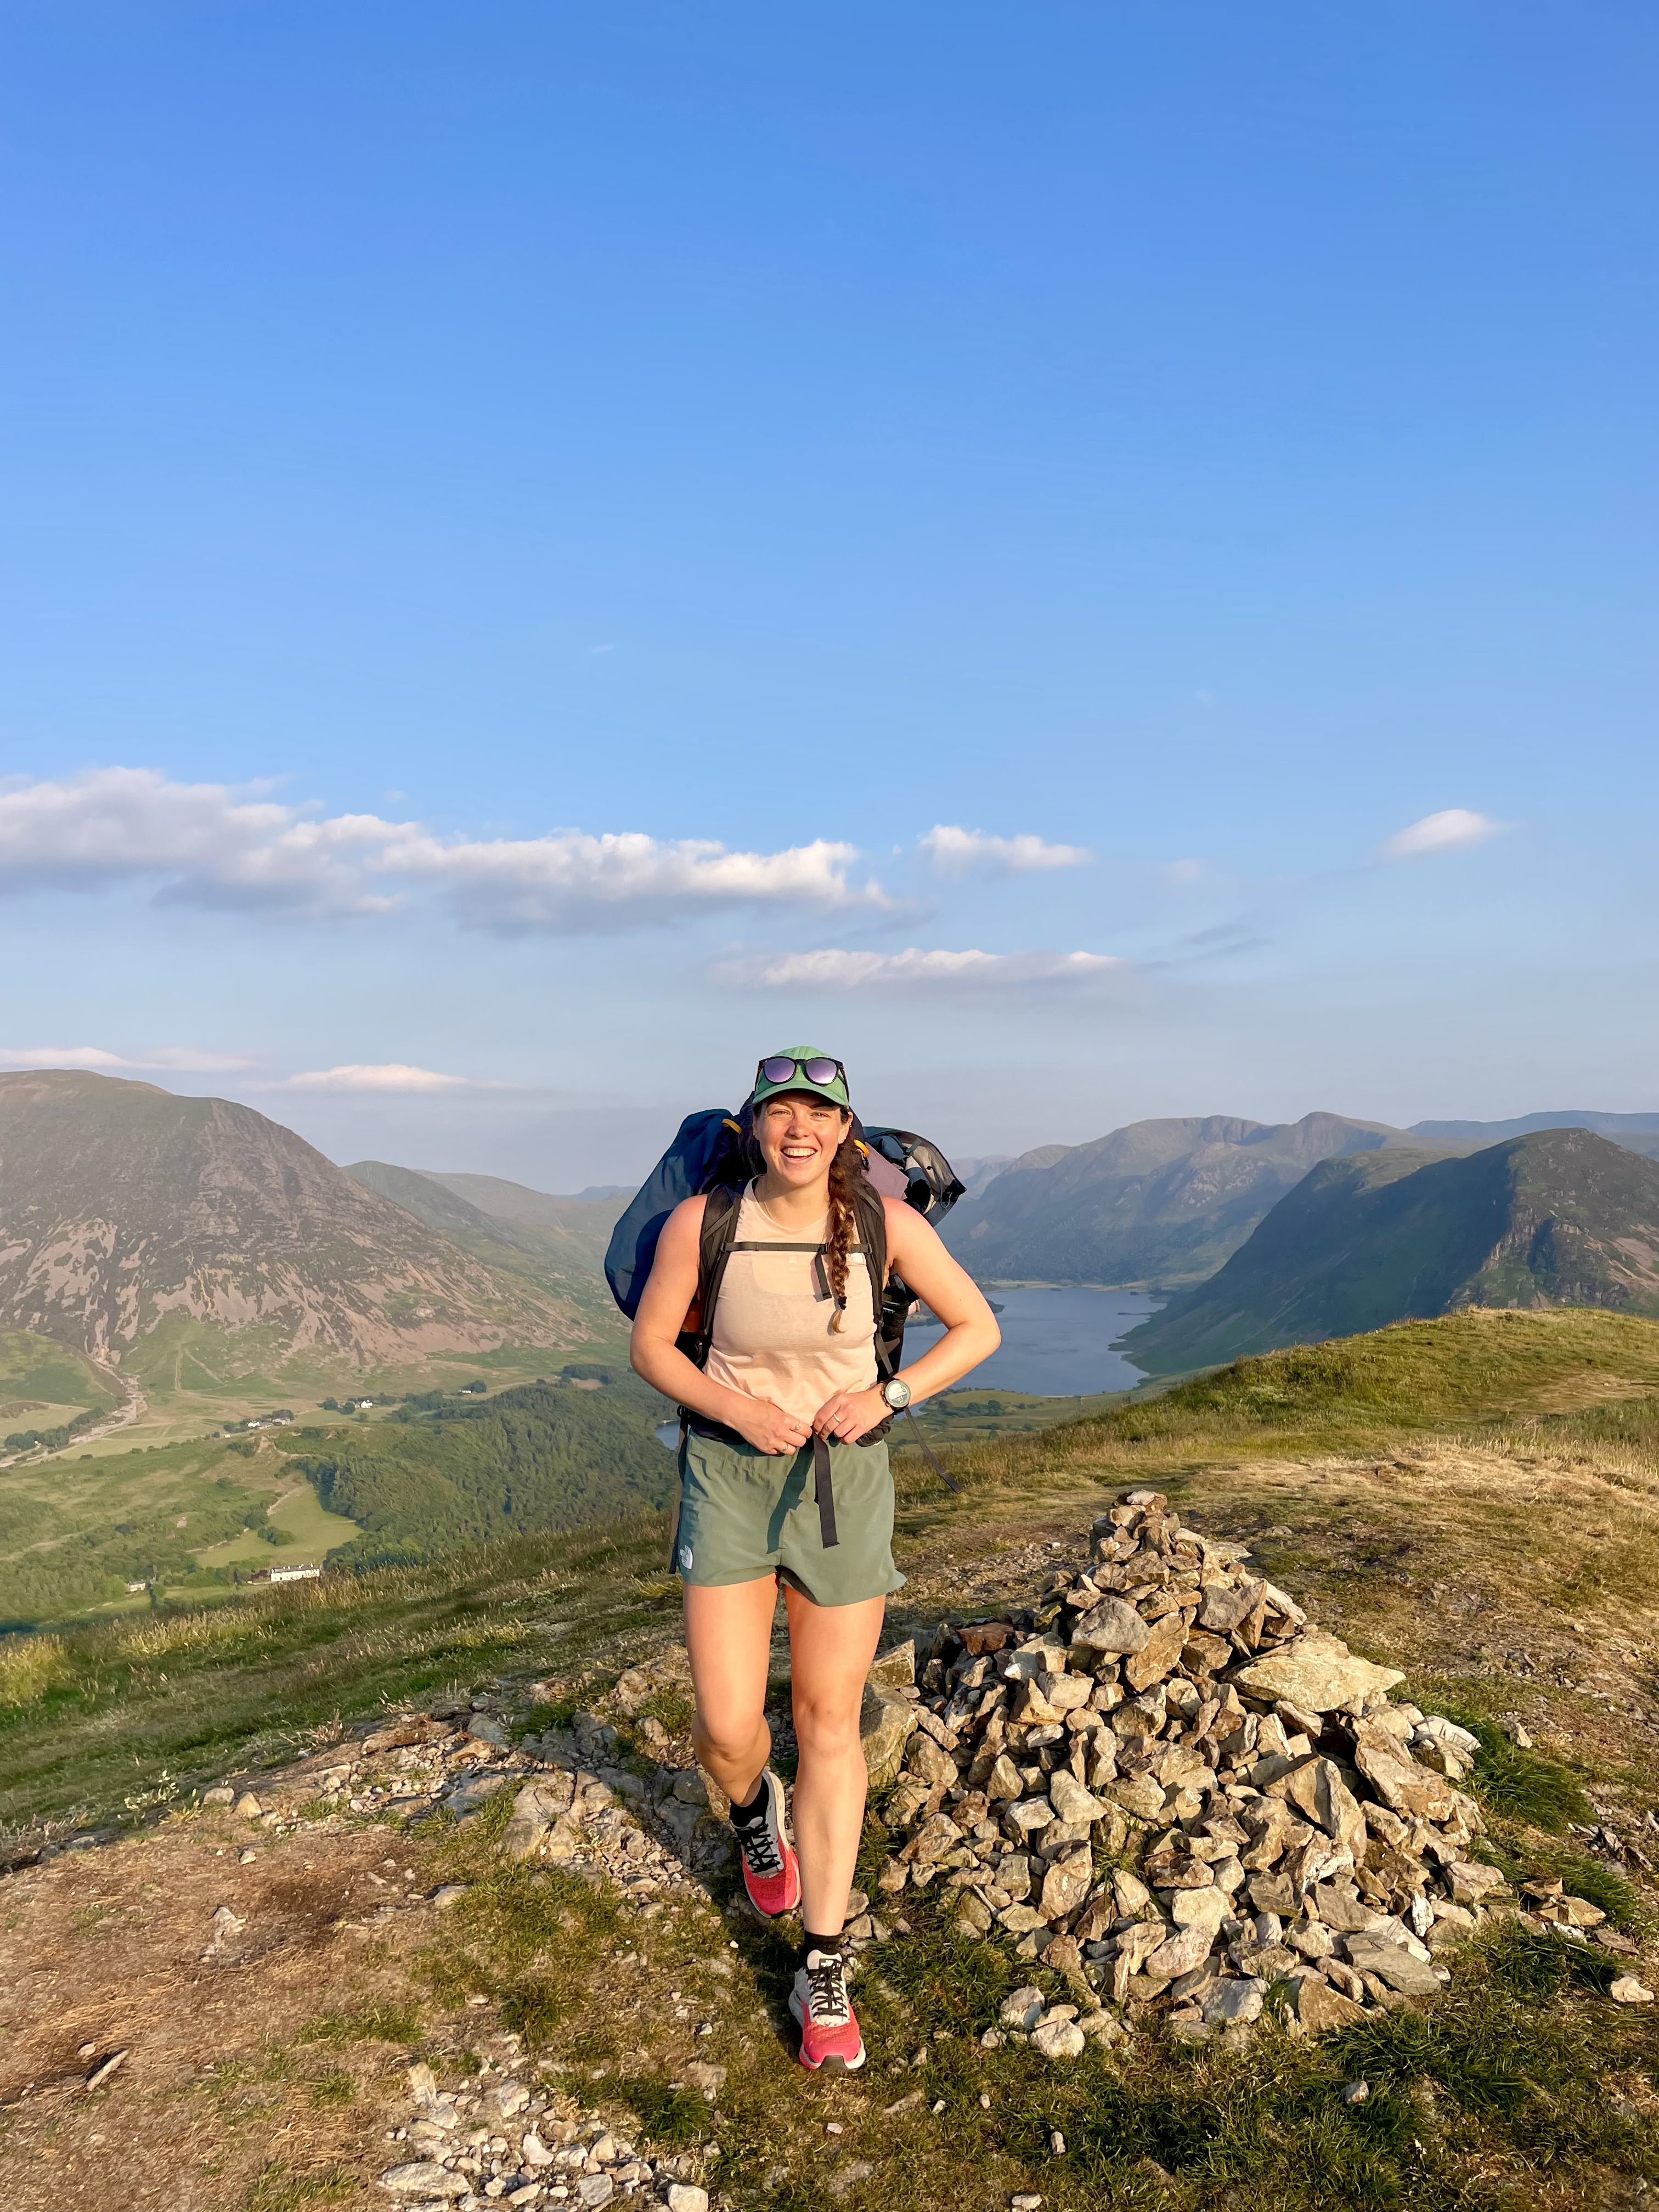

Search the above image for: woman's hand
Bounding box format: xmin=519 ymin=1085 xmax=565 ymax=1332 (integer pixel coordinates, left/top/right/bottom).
xmin=730 ymin=1397 xmax=812 ymax=1457
xmin=812 ymin=1386 xmax=890 ymax=1444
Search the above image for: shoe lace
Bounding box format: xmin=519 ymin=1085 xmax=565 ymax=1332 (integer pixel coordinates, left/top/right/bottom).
xmin=805 ymin=1950 xmax=850 ymax=2024
xmin=738 ymin=1814 xmax=783 ymax=1882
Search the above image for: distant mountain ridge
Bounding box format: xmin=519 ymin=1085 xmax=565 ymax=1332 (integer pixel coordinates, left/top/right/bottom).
xmin=941 ymin=1112 xmax=1427 ymax=1288
xmin=1410 ymin=1110 xmax=1659 ymax=1159
xmin=1122 ymin=1128 xmax=1659 ymax=1374
xmin=0 ymin=1072 xmax=593 ymax=1372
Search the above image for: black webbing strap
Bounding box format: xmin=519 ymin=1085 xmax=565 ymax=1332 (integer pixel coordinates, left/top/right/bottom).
xmin=811 ymin=1431 xmax=840 ymax=1549
xmin=901 ymin=1404 xmax=961 ymax=1493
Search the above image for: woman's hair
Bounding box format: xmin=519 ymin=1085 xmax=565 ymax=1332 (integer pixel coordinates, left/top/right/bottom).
xmin=822 ymin=1122 xmax=866 ymax=1333
xmin=744 ymin=1098 xmax=866 ymax=1333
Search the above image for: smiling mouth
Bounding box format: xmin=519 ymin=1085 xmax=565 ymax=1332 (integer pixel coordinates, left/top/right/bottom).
xmin=781 ymin=1143 xmax=819 ymax=1161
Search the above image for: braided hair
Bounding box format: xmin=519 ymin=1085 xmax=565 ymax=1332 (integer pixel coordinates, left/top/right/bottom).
xmin=822 ymin=1124 xmax=867 ymax=1333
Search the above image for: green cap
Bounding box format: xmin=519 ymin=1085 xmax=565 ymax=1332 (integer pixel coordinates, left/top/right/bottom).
xmin=748 ymin=1047 xmax=851 ymax=1113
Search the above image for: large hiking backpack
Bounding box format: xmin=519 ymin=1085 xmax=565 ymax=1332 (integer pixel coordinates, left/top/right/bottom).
xmin=603 ymin=1108 xmax=966 ymax=1378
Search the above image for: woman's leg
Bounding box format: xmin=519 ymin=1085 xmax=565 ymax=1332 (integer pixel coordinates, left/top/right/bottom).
xmin=683 ymin=1576 xmax=780 ymax=1806
xmin=784 ymin=1586 xmax=886 ymax=1936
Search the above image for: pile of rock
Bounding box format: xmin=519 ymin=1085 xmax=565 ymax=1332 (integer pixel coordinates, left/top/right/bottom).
xmin=864 ymin=1487 xmax=1620 ymax=2039
xmin=376 ymin=2053 xmax=715 ymax=2209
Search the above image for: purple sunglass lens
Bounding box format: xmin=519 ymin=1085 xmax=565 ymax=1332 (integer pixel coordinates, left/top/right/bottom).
xmin=803 ymin=1059 xmax=840 ymax=1085
xmin=760 ymin=1057 xmax=799 ymax=1085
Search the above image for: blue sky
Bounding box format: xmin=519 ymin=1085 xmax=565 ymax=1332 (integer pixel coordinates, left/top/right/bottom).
xmin=2 ymin=2 xmax=1655 ymax=1186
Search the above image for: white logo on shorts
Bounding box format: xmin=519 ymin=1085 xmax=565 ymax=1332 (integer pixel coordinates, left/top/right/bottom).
xmin=678 ymin=1543 xmax=694 ymax=1573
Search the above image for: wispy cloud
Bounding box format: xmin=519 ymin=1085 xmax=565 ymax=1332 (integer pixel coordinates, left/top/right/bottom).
xmin=917 ymin=825 xmax=1092 ymax=876
xmin=0 ymin=1044 xmax=257 ymax=1073
xmin=1377 ymin=809 xmax=1505 ymax=861
xmin=723 ymin=946 xmax=1124 ymax=992
xmin=0 ymin=769 xmax=887 ymax=934
xmin=272 ymin=1064 xmax=477 ymax=1093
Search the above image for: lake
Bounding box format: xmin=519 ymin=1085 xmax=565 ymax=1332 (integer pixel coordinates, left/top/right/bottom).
xmin=654 ymin=1284 xmax=1163 ymax=1443
xmin=909 ymin=1283 xmax=1163 ymax=1397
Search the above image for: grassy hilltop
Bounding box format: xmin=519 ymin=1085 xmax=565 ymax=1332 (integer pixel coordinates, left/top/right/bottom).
xmin=2 ymin=1307 xmax=1658 ymax=2211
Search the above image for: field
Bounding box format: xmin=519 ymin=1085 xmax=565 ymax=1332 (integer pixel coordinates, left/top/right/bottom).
xmin=67 ymin=1318 xmax=635 ymax=1457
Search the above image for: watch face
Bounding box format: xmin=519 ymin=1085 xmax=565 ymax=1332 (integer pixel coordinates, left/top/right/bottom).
xmin=884 ymin=1379 xmax=911 ymax=1409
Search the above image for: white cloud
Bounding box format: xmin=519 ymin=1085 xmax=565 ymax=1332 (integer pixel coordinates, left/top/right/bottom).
xmin=0 ymin=1044 xmax=257 ymax=1073
xmin=273 ymin=1064 xmax=476 ymax=1093
xmin=380 ymin=827 xmax=878 ymax=935
xmin=1378 ymin=809 xmax=1505 ymax=861
xmin=1165 ymin=857 xmax=1206 ymax=885
xmin=273 ymin=1053 xmax=477 ymax=1088
xmin=725 ymin=946 xmax=1124 ymax=992
xmin=917 ymin=825 xmax=1092 ymax=876
xmin=0 ymin=768 xmax=885 ymax=933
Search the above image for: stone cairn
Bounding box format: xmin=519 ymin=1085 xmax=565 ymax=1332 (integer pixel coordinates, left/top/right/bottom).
xmin=861 ymin=1486 xmax=1620 ymax=2046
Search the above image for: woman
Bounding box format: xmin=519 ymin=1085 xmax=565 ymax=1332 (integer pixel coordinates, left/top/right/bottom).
xmin=630 ymin=1048 xmax=1000 ymax=2072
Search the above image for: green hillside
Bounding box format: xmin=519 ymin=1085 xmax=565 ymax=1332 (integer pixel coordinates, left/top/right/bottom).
xmin=1122 ymin=1127 xmax=1659 ymax=1374
xmin=942 ymin=1110 xmax=1430 ymax=1286
xmin=0 ymin=1329 xmax=121 ymax=1453
xmin=292 ymin=1370 xmax=674 ymax=1567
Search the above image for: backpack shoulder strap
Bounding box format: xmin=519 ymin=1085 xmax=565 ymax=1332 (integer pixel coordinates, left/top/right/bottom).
xmin=851 ymin=1182 xmax=898 ymax=1375
xmin=678 ymin=1183 xmax=744 ymax=1370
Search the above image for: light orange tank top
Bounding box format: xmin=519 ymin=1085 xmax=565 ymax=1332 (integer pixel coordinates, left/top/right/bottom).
xmin=703 ymin=1182 xmax=879 ymax=1427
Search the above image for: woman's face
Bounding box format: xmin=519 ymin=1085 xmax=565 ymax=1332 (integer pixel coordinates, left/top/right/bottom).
xmin=754 ymin=1092 xmax=850 ymax=1190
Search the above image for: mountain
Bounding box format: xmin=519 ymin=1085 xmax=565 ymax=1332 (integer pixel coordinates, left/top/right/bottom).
xmin=1121 ymin=1127 xmax=1659 ymax=1374
xmin=950 ymin=1153 xmax=1016 ymax=1200
xmin=1411 ymin=1110 xmax=1659 ymax=1152
xmin=0 ymin=1071 xmax=595 ymax=1373
xmin=417 ymin=1170 xmax=628 ymax=1266
xmin=941 ymin=1112 xmax=1426 ymax=1287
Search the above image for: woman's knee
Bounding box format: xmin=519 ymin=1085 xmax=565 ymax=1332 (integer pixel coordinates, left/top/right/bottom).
xmin=792 ymin=1691 xmax=864 ymax=1761
xmin=692 ymin=1705 xmax=767 ymax=1769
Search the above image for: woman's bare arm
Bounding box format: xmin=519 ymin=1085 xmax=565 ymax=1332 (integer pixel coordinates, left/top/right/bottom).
xmin=882 ymin=1199 xmax=1001 ymax=1402
xmin=629 ymin=1197 xmax=810 ymax=1455
xmin=809 ymin=1199 xmax=1000 ymax=1442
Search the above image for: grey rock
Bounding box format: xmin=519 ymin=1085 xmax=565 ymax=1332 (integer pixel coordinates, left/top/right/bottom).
xmin=1073 ymin=1598 xmax=1150 ymax=1655
xmin=999 ymin=1985 xmax=1046 ymax=2029
xmin=1030 ymin=2017 xmax=1086 ymax=2059
xmin=376 ymin=2165 xmax=470 ymax=2199
xmin=860 ymin=1684 xmax=918 ymax=1786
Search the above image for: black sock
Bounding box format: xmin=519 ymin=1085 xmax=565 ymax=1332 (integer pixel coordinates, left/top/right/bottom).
xmin=802 ymin=1927 xmax=842 ymax=1963
xmin=729 ymin=1772 xmax=769 ymax=1828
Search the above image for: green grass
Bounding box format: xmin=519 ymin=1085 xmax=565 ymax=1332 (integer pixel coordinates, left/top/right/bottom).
xmin=0 ymin=1330 xmax=120 ymax=1420
xmin=297 ymin=1999 xmax=427 ymax=2046
xmin=1407 ymin=1699 xmax=1596 ymax=1833
xmin=0 ymin=1514 xmax=673 ymax=1834
xmin=893 ymin=1308 xmax=1659 ymax=1504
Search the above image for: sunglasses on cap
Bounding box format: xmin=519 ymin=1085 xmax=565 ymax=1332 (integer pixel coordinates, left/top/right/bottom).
xmin=755 ymin=1054 xmax=846 ymax=1090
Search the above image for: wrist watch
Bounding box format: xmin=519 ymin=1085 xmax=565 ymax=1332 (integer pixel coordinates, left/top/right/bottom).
xmin=881 ymin=1377 xmax=912 ymax=1410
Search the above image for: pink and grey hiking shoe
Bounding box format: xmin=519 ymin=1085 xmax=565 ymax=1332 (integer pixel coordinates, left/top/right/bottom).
xmin=733 ymin=1769 xmax=801 ymax=1918
xmin=789 ymin=1947 xmax=866 ymax=2072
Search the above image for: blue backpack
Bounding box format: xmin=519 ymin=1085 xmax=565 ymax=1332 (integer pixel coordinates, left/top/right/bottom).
xmin=603 ymin=1108 xmax=965 ymax=1376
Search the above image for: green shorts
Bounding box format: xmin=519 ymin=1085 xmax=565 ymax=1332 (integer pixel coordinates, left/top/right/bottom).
xmin=674 ymin=1427 xmax=905 ymax=1609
